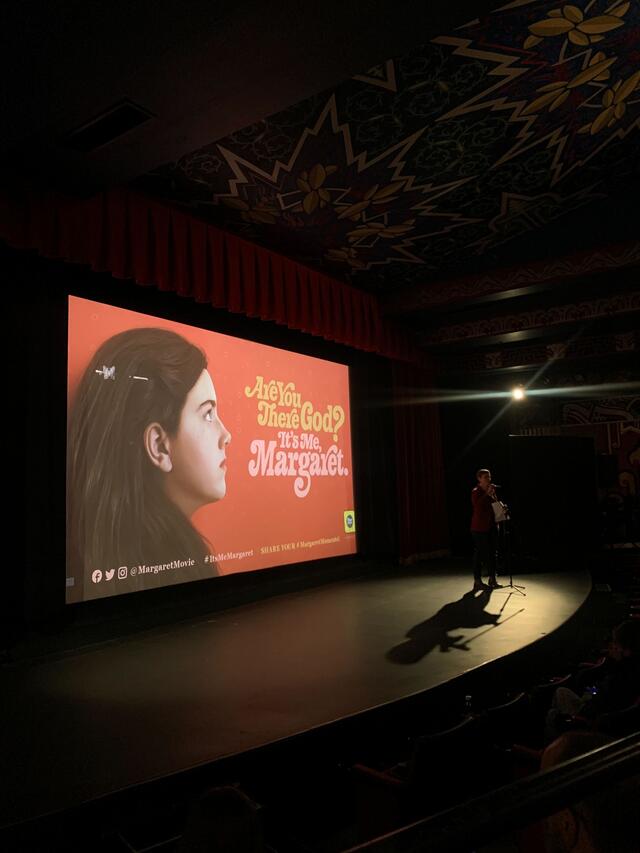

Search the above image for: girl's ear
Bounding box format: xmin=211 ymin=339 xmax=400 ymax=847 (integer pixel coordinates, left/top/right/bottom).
xmin=144 ymin=423 xmax=173 ymax=473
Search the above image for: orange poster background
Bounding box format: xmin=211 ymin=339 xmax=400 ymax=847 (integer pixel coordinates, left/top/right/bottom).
xmin=67 ymin=296 xmax=356 ymax=590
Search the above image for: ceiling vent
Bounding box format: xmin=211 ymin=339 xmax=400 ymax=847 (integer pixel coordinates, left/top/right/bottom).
xmin=65 ymin=100 xmax=154 ymax=152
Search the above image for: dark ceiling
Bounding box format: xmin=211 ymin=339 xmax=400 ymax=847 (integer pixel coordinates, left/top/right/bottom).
xmin=3 ymin=0 xmax=639 ymax=386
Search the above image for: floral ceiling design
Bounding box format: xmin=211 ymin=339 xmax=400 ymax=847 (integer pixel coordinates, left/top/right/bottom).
xmin=139 ymin=0 xmax=640 ymax=291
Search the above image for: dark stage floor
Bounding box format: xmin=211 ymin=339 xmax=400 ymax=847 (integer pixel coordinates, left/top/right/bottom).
xmin=0 ymin=567 xmax=591 ymax=829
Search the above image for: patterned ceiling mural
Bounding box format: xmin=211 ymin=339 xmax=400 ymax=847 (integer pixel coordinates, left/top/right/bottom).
xmin=139 ymin=0 xmax=640 ymax=291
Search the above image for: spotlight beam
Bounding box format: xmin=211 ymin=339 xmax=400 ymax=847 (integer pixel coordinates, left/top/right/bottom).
xmin=385 ymin=381 xmax=640 ymax=408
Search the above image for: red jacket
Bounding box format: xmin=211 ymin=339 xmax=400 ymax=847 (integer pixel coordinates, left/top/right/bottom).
xmin=471 ymin=486 xmax=495 ymax=532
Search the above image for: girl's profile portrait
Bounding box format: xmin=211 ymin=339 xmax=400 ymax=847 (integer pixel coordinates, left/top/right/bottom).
xmin=67 ymin=327 xmax=231 ymax=598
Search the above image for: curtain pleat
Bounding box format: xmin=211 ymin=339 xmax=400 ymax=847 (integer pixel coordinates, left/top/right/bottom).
xmin=0 ymin=187 xmax=419 ymax=361
xmin=392 ymin=361 xmax=449 ymax=561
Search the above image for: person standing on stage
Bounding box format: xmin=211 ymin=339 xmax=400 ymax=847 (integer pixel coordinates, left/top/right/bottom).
xmin=471 ymin=468 xmax=499 ymax=590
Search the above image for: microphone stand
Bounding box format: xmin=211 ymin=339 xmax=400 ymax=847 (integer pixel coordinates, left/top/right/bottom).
xmin=495 ymin=494 xmax=526 ymax=597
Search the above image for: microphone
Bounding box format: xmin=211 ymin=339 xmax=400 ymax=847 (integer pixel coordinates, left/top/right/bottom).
xmin=491 ymin=484 xmax=502 ymax=488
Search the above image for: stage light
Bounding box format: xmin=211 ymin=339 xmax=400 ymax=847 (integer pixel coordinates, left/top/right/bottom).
xmin=512 ymin=385 xmax=526 ymax=401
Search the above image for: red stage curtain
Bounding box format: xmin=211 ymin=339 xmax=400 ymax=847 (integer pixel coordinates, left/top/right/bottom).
xmin=0 ymin=188 xmax=418 ymax=362
xmin=393 ymin=360 xmax=450 ymax=562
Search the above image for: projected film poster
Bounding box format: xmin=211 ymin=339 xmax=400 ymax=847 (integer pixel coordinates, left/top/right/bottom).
xmin=66 ymin=296 xmax=356 ymax=603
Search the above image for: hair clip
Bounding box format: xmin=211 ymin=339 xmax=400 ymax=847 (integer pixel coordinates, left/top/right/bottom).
xmin=129 ymin=375 xmax=150 ymax=381
xmin=95 ymin=365 xmax=115 ymax=380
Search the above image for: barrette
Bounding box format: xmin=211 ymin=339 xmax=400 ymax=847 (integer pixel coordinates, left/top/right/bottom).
xmin=95 ymin=365 xmax=115 ymax=380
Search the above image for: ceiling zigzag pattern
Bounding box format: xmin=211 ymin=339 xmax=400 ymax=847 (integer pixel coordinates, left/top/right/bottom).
xmin=140 ymin=0 xmax=640 ymax=290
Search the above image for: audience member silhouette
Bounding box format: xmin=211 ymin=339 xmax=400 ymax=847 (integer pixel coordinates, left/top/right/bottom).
xmin=545 ymin=620 xmax=640 ymax=741
xmin=541 ymin=732 xmax=640 ymax=853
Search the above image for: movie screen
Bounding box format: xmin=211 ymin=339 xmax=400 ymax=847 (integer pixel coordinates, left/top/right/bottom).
xmin=66 ymin=297 xmax=356 ymax=603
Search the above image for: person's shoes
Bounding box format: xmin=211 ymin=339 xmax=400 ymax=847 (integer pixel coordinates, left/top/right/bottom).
xmin=473 ymin=580 xmax=487 ymax=591
xmin=487 ymin=577 xmax=501 ymax=588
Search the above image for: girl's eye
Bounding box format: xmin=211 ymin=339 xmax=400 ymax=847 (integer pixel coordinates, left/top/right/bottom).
xmin=204 ymin=408 xmax=215 ymax=422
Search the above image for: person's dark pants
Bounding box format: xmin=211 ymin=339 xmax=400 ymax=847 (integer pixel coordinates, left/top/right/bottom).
xmin=472 ymin=530 xmax=497 ymax=582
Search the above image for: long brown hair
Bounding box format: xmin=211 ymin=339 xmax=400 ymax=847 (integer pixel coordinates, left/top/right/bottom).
xmin=67 ymin=328 xmax=217 ymax=593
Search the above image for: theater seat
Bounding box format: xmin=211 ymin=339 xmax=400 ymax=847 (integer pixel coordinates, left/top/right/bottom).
xmin=528 ymin=673 xmax=573 ymax=722
xmin=352 ymin=715 xmax=493 ymax=840
xmin=596 ymin=700 xmax=640 ymax=737
xmin=482 ymin=691 xmax=532 ymax=748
